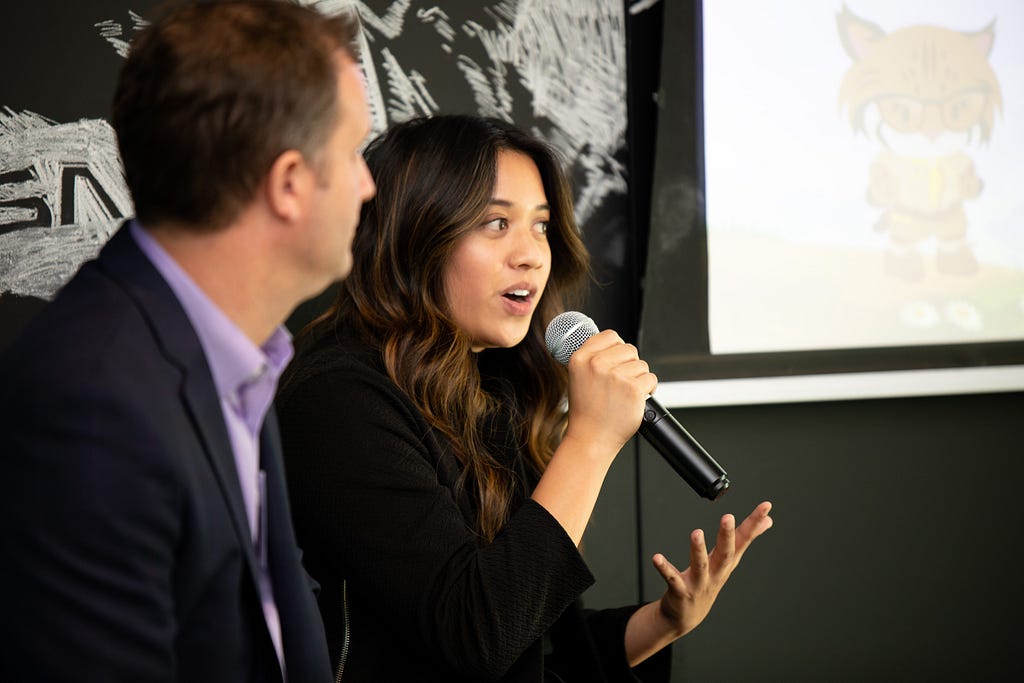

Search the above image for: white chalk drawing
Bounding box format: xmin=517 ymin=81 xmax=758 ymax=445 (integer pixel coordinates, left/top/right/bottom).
xmin=95 ymin=10 xmax=149 ymax=58
xmin=0 ymin=109 xmax=132 ymax=299
xmin=418 ymin=7 xmax=457 ymax=43
xmin=1 ymin=0 xmax=627 ymax=301
xmin=628 ymin=0 xmax=661 ymax=15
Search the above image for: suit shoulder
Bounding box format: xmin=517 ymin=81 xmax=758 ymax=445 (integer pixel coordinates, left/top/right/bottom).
xmin=0 ymin=265 xmax=171 ymax=410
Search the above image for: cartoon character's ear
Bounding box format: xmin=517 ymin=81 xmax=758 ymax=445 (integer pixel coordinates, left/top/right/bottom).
xmin=965 ymin=20 xmax=996 ymax=58
xmin=836 ymin=4 xmax=885 ymax=61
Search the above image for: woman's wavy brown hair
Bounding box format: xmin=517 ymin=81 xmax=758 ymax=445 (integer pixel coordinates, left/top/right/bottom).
xmin=307 ymin=115 xmax=590 ymax=540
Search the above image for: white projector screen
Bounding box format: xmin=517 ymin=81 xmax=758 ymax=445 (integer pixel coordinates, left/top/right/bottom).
xmin=703 ymin=0 xmax=1024 ymax=355
xmin=639 ymin=0 xmax=1024 ymax=405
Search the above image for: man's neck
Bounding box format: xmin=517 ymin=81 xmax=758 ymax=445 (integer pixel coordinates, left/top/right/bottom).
xmin=144 ymin=218 xmax=291 ymax=346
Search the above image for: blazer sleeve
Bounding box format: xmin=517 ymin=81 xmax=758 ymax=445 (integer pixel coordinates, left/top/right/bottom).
xmin=0 ymin=373 xmax=182 ymax=681
xmin=278 ymin=362 xmax=596 ymax=681
xmin=583 ymin=606 xmax=672 ymax=682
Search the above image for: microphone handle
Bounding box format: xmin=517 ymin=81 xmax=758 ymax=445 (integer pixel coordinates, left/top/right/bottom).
xmin=638 ymin=397 xmax=730 ymax=501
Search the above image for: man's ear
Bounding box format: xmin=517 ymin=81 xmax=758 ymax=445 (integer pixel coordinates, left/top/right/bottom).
xmin=265 ymin=149 xmax=310 ymax=223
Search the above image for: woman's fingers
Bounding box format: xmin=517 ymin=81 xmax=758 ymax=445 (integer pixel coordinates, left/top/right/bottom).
xmin=564 ymin=329 xmax=658 ymax=448
xmin=652 ymin=553 xmax=685 ymax=594
xmin=710 ymin=514 xmax=736 ymax=570
xmin=735 ymin=501 xmax=774 ymax=553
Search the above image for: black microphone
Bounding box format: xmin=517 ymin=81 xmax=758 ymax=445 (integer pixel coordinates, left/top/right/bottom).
xmin=545 ymin=311 xmax=730 ymax=501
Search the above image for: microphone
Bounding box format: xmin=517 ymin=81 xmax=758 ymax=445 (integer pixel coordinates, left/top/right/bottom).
xmin=545 ymin=311 xmax=730 ymax=501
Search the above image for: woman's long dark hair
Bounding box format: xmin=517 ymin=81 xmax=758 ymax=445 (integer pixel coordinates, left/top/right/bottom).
xmin=305 ymin=115 xmax=590 ymax=540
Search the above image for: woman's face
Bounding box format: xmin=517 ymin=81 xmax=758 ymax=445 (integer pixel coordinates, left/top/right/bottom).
xmin=443 ymin=149 xmax=552 ymax=352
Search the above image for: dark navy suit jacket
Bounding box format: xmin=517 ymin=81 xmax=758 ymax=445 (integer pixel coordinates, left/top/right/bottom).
xmin=0 ymin=224 xmax=332 ymax=682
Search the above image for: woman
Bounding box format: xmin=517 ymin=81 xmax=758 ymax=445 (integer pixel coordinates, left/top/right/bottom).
xmin=277 ymin=114 xmax=772 ymax=682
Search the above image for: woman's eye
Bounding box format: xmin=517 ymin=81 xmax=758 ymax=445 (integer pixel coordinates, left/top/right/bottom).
xmin=484 ymin=217 xmax=509 ymax=231
xmin=535 ymin=221 xmax=549 ymax=235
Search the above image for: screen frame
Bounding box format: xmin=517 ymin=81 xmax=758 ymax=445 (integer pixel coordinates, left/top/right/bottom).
xmin=638 ymin=0 xmax=1024 ymax=406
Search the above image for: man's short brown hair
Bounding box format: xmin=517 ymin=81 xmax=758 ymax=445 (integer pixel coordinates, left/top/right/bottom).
xmin=112 ymin=0 xmax=360 ymax=229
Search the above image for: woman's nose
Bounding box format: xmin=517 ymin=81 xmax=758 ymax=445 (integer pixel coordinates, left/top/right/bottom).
xmin=508 ymin=225 xmax=546 ymax=269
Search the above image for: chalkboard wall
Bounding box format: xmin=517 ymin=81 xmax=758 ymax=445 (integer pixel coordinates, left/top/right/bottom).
xmin=1 ymin=0 xmax=637 ymax=346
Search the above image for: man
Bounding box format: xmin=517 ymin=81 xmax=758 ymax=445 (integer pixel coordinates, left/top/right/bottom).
xmin=0 ymin=2 xmax=375 ymax=680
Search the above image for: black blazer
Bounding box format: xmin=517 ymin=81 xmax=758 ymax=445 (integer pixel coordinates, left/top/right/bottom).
xmin=0 ymin=224 xmax=332 ymax=682
xmin=276 ymin=328 xmax=670 ymax=682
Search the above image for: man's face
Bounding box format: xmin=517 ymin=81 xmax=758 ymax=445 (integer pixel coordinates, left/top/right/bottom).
xmin=303 ymin=52 xmax=376 ymax=286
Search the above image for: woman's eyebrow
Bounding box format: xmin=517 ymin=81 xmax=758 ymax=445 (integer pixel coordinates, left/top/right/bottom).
xmin=489 ymin=198 xmax=551 ymax=211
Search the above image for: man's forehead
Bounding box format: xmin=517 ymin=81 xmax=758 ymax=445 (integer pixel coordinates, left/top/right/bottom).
xmin=336 ymin=54 xmax=371 ymax=131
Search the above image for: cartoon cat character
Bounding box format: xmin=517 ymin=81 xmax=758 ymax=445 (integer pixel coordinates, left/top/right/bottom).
xmin=837 ymin=5 xmax=1001 ymax=281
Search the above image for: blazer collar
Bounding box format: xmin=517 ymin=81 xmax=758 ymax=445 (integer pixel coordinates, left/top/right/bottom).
xmin=96 ymin=223 xmax=264 ymax=590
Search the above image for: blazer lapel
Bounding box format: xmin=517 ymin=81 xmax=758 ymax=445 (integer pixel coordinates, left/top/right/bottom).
xmin=260 ymin=411 xmax=332 ymax=680
xmin=96 ymin=223 xmax=264 ymax=592
xmin=179 ymin=368 xmax=262 ymax=582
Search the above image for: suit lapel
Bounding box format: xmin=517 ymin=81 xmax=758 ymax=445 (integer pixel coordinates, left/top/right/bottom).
xmin=261 ymin=410 xmax=332 ymax=680
xmin=179 ymin=368 xmax=263 ymax=584
xmin=96 ymin=223 xmax=264 ymax=593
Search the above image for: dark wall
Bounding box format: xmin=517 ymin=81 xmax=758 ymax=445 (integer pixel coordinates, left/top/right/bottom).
xmin=630 ymin=389 xmax=1023 ymax=681
xmin=582 ymin=389 xmax=1023 ymax=682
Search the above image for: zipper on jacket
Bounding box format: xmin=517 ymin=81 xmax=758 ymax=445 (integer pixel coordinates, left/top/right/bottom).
xmin=334 ymin=579 xmax=350 ymax=682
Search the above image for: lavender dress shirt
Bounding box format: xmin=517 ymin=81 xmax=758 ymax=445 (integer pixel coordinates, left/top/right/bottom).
xmin=130 ymin=221 xmax=291 ymax=676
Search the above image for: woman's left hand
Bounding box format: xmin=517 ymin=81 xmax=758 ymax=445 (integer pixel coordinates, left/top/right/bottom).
xmin=652 ymin=501 xmax=774 ymax=638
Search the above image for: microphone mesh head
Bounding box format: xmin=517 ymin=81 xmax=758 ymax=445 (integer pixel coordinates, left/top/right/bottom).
xmin=545 ymin=311 xmax=598 ymax=365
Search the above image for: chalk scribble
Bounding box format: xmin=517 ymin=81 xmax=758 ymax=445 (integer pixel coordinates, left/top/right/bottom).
xmin=0 ymin=108 xmax=131 ymax=298
xmin=1 ymin=0 xmax=626 ymax=300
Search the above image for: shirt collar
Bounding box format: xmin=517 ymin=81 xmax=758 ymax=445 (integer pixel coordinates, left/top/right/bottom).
xmin=130 ymin=221 xmax=293 ymax=428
